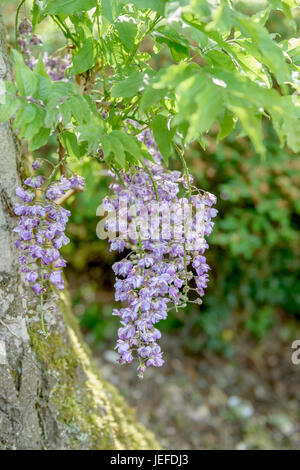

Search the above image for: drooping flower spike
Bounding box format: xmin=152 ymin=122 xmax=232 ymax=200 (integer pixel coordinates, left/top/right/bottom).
xmin=104 ymin=124 xmax=217 ymax=378
xmin=17 ymin=18 xmax=71 ymax=80
xmin=14 ymin=160 xmax=85 ymax=295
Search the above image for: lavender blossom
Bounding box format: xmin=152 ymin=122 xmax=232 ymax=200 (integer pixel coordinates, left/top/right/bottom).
xmin=105 ymin=125 xmax=217 ymax=378
xmin=17 ymin=18 xmax=71 ymax=80
xmin=14 ymin=165 xmax=85 ymax=295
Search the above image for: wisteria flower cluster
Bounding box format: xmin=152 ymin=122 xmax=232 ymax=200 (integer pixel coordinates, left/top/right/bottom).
xmin=103 ymin=127 xmax=217 ymax=378
xmin=17 ymin=19 xmax=71 ymax=80
xmin=14 ymin=160 xmax=85 ymax=295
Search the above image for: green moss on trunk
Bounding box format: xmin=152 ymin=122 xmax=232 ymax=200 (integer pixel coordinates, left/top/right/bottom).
xmin=28 ymin=291 xmax=160 ymax=450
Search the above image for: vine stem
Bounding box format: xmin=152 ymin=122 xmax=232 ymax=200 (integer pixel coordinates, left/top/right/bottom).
xmin=42 ymin=154 xmax=68 ymax=202
xmin=126 ymin=14 xmax=161 ymax=66
xmin=183 ymin=242 xmax=189 ymax=299
xmin=141 ymin=162 xmax=159 ymax=201
xmin=15 ymin=0 xmax=26 ymax=49
xmin=110 ymin=163 xmax=126 ymax=189
xmin=52 ymin=15 xmax=79 ymax=47
xmin=174 ymin=144 xmax=193 ymax=298
xmin=40 ymin=273 xmax=46 ymax=334
xmin=174 ymin=144 xmax=192 ymax=199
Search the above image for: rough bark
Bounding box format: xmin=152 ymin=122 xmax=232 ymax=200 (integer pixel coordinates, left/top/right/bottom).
xmin=0 ymin=11 xmax=159 ymax=450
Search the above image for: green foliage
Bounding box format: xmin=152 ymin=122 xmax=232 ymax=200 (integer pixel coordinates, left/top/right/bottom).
xmin=43 ymin=0 xmax=98 ymax=15
xmin=70 ymin=38 xmax=98 ymax=75
xmin=1 ymin=0 xmax=300 ymax=162
xmin=59 ymin=131 xmax=81 ymax=159
xmin=13 ymin=49 xmax=38 ymax=96
xmin=0 ymin=82 xmax=20 ymax=121
xmin=152 ymin=114 xmax=174 ymax=164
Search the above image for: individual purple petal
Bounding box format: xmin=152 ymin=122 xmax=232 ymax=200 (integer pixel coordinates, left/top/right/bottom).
xmin=16 ymin=187 xmax=34 ymax=203
xmin=69 ymin=174 xmax=85 ymax=189
xmin=24 ymin=176 xmax=44 ymax=188
xmin=32 ymin=160 xmax=41 ymax=170
xmin=25 ymin=271 xmax=38 ymax=283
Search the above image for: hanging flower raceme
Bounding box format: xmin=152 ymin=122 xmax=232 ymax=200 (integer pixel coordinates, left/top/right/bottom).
xmin=103 ymin=126 xmax=217 ymax=378
xmin=14 ymin=160 xmax=85 ymax=295
xmin=17 ymin=19 xmax=71 ymax=80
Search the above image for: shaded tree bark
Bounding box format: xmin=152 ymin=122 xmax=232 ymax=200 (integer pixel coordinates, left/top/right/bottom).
xmin=0 ymin=11 xmax=159 ymax=450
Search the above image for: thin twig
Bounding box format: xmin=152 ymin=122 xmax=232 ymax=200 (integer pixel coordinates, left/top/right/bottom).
xmin=54 ymin=187 xmax=84 ymax=206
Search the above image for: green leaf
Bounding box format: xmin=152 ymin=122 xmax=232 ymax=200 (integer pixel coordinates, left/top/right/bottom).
xmin=234 ymin=15 xmax=290 ymax=84
xmin=32 ymin=0 xmax=44 ymax=28
xmin=228 ymin=43 xmax=272 ymax=87
xmin=51 ymin=81 xmax=75 ymax=97
xmin=44 ymin=0 xmax=97 ymax=15
xmin=154 ymin=63 xmax=198 ymax=90
xmin=33 ymin=55 xmax=49 ymax=78
xmin=13 ymin=103 xmax=37 ymax=129
xmin=59 ymin=101 xmax=72 ymax=125
xmin=217 ymin=109 xmax=236 ymax=141
xmin=102 ymin=131 xmax=126 ymax=167
xmin=205 ymin=49 xmax=236 ymax=71
xmin=208 ymin=3 xmax=234 ymax=37
xmin=12 ymin=50 xmax=38 ymax=97
xmin=275 ymin=96 xmax=300 ymax=152
xmin=102 ymin=0 xmax=124 ymax=23
xmin=21 ymin=107 xmax=45 ymax=140
xmin=70 ymin=13 xmax=93 ymax=42
xmin=44 ymin=107 xmax=59 ymax=129
xmin=68 ymin=95 xmax=92 ymax=124
xmin=187 ymin=83 xmax=223 ymax=141
xmin=111 ymin=71 xmax=147 ymax=98
xmin=230 ymin=105 xmax=265 ymax=156
xmin=117 ymin=132 xmax=144 ymax=162
xmin=282 ymin=37 xmax=300 ymax=66
xmin=101 ymin=137 xmax=112 ymax=162
xmin=115 ymin=18 xmax=137 ymax=51
xmin=0 ymin=83 xmax=20 ymax=121
xmin=170 ymin=70 xmax=224 ymax=142
xmin=0 ymin=99 xmax=20 ymax=122
xmin=78 ymin=117 xmax=104 ymax=153
xmin=269 ymin=0 xmax=297 ymax=19
xmin=34 ymin=74 xmax=52 ymax=103
xmin=71 ymin=38 xmax=98 ymax=75
xmin=29 ymin=127 xmax=50 ymax=151
xmin=152 ymin=115 xmax=173 ymax=164
xmin=104 ymin=131 xmax=149 ymax=165
xmin=154 ymin=26 xmax=190 ymax=62
xmin=140 ymin=86 xmax=166 ymax=111
xmin=83 ymin=94 xmax=101 ymax=117
xmin=130 ymin=0 xmax=167 ymax=16
xmin=59 ymin=131 xmax=81 ymax=158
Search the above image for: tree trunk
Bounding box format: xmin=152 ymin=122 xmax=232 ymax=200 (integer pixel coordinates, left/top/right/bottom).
xmin=0 ymin=11 xmax=159 ymax=450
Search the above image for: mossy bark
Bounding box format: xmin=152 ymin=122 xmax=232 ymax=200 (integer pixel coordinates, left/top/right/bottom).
xmin=0 ymin=11 xmax=160 ymax=450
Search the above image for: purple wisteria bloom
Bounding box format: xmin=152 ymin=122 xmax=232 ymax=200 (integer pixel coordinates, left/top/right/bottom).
xmin=17 ymin=18 xmax=71 ymax=80
xmin=14 ymin=167 xmax=85 ymax=295
xmin=32 ymin=160 xmax=41 ymax=170
xmin=105 ymin=125 xmax=217 ymax=378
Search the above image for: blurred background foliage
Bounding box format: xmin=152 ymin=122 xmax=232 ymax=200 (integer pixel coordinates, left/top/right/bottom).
xmin=3 ymin=0 xmax=300 ymax=357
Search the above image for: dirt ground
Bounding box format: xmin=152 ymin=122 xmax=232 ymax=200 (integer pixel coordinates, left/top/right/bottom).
xmin=93 ymin=330 xmax=300 ymax=450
